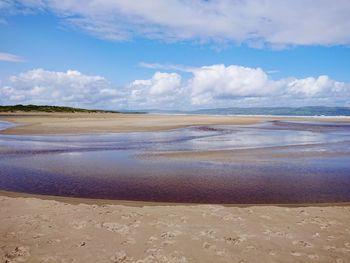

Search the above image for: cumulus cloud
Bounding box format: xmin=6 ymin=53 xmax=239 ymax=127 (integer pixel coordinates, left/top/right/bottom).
xmin=0 ymin=69 xmax=125 ymax=109
xmin=4 ymin=0 xmax=350 ymax=47
xmin=127 ymin=71 xmax=186 ymax=109
xmin=1 ymin=66 xmax=349 ymax=110
xmin=129 ymin=64 xmax=350 ymax=108
xmin=191 ymin=66 xmax=350 ymax=107
xmin=286 ymin=76 xmax=347 ymax=98
xmin=189 ymin=65 xmax=275 ymax=105
xmin=0 ymin=52 xmax=25 ymax=62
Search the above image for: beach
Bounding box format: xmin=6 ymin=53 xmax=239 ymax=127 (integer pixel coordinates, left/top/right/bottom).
xmin=1 ymin=113 xmax=350 ymax=262
xmin=0 ymin=112 xmax=263 ymax=135
xmin=1 ymin=193 xmax=350 ymax=263
xmin=1 ymin=112 xmax=349 ymax=135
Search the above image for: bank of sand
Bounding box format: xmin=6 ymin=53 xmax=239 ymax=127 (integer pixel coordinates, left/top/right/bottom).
xmin=1 ymin=112 xmax=349 ymax=135
xmin=1 ymin=113 xmax=350 ymax=262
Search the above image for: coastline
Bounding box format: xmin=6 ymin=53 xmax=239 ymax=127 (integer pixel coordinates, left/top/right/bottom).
xmin=1 ymin=112 xmax=350 ymax=262
xmin=1 ymin=112 xmax=349 ymax=135
xmin=1 ymin=190 xmax=349 ymax=208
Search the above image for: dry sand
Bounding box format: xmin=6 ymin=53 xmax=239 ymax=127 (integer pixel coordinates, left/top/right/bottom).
xmin=1 ymin=194 xmax=350 ymax=263
xmin=1 ymin=112 xmax=350 ymax=262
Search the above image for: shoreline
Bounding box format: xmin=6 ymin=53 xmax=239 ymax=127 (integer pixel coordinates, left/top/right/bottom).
xmin=0 ymin=112 xmax=349 ymax=135
xmin=1 ymin=190 xmax=349 ymax=208
xmin=1 ymin=113 xmax=350 ymax=262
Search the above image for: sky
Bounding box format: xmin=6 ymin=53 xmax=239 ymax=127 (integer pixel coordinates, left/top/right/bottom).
xmin=0 ymin=0 xmax=350 ymax=110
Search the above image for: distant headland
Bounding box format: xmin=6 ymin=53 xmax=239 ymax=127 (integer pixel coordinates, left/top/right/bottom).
xmin=151 ymin=106 xmax=350 ymax=117
xmin=0 ymin=104 xmax=146 ymax=114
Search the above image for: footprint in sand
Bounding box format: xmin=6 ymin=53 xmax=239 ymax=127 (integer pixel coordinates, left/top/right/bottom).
xmin=323 ymin=245 xmax=336 ymax=252
xmin=180 ymin=216 xmax=188 ymax=223
xmin=147 ymin=236 xmax=158 ymax=243
xmin=111 ymin=250 xmax=133 ymax=263
xmin=160 ymin=230 xmax=181 ymax=239
xmin=308 ymin=254 xmax=319 ymax=260
xmin=310 ymin=216 xmax=331 ymax=229
xmin=290 ymin=251 xmax=304 ymax=257
xmin=121 ymin=212 xmax=143 ymax=220
xmin=3 ymin=246 xmax=30 ymax=262
xmin=298 ymin=209 xmax=309 ymax=216
xmin=121 ymin=237 xmax=136 ymax=246
xmin=70 ymin=220 xmax=88 ymax=229
xmin=32 ymin=233 xmax=44 ymax=239
xmin=222 ymin=214 xmax=244 ymax=221
xmin=224 ymin=236 xmax=245 ymax=246
xmin=263 ymin=229 xmax=292 ymax=239
xmin=162 ymin=240 xmax=176 ymax=246
xmin=97 ymin=222 xmax=130 ymax=235
xmin=203 ymin=242 xmax=216 ymax=250
xmin=292 ymin=240 xmax=313 ymax=248
xmin=198 ymin=229 xmax=217 ymax=240
xmin=312 ymin=232 xmax=320 ymax=238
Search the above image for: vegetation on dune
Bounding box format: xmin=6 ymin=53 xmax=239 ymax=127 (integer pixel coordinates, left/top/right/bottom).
xmin=0 ymin=104 xmax=119 ymax=113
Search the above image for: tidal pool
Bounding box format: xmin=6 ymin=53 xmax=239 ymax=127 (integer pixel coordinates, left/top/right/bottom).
xmin=0 ymin=120 xmax=350 ymax=204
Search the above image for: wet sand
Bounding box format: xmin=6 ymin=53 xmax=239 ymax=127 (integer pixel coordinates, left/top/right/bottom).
xmin=1 ymin=113 xmax=350 ymax=262
xmin=1 ymin=112 xmax=349 ymax=135
xmin=0 ymin=112 xmax=263 ymax=135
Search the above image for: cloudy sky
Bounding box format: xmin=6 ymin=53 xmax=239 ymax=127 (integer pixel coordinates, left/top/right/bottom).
xmin=0 ymin=0 xmax=350 ymax=110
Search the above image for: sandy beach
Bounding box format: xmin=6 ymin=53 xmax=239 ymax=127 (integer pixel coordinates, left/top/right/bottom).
xmin=0 ymin=112 xmax=263 ymax=135
xmin=1 ymin=112 xmax=349 ymax=135
xmin=1 ymin=193 xmax=350 ymax=263
xmin=1 ymin=113 xmax=350 ymax=262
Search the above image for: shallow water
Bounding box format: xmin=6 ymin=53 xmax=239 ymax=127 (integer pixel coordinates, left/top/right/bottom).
xmin=0 ymin=121 xmax=350 ymax=204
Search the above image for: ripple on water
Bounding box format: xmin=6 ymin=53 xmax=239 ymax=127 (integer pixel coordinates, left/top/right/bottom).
xmin=0 ymin=121 xmax=350 ymax=204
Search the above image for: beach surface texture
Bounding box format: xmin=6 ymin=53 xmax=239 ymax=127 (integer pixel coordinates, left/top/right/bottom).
xmin=1 ymin=112 xmax=348 ymax=135
xmin=1 ymin=195 xmax=350 ymax=263
xmin=0 ymin=113 xmax=350 ymax=262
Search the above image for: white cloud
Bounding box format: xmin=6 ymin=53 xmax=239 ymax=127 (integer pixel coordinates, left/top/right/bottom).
xmin=0 ymin=52 xmax=26 ymax=62
xmin=128 ymin=64 xmax=350 ymax=108
xmin=1 ymin=66 xmax=349 ymax=110
xmin=286 ymin=76 xmax=347 ymax=98
xmin=189 ymin=65 xmax=275 ymax=105
xmin=127 ymin=71 xmax=185 ymax=109
xmin=0 ymin=69 xmax=125 ymax=109
xmin=191 ymin=65 xmax=350 ymax=107
xmin=6 ymin=0 xmax=350 ymax=47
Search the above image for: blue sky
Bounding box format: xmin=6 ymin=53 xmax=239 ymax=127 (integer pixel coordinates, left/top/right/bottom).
xmin=1 ymin=1 xmax=350 ymax=110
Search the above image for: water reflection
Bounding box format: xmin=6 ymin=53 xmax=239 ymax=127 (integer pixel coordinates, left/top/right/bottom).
xmin=0 ymin=121 xmax=350 ymax=204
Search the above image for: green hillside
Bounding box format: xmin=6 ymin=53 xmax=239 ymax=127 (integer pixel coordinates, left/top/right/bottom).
xmin=0 ymin=104 xmax=118 ymax=113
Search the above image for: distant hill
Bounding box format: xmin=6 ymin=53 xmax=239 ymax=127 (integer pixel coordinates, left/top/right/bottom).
xmin=2 ymin=105 xmax=349 ymax=116
xmin=0 ymin=104 xmax=119 ymax=113
xmin=190 ymin=107 xmax=350 ymax=116
xmin=150 ymin=106 xmax=350 ymax=116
